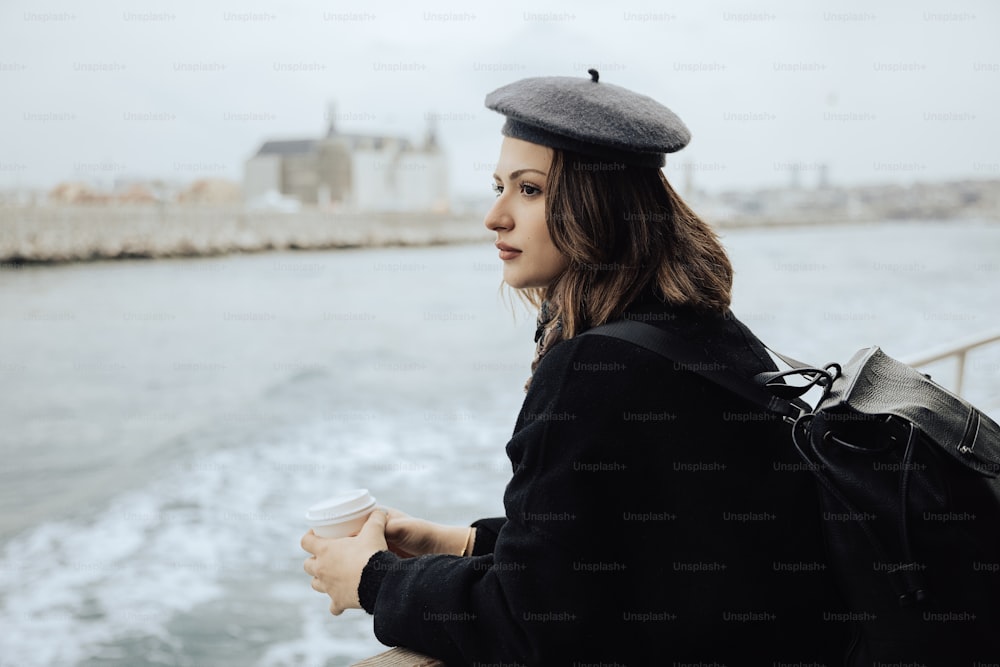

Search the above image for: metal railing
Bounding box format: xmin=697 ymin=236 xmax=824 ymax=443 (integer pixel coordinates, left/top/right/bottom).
xmin=351 ymin=647 xmax=445 ymax=666
xmin=902 ymin=329 xmax=1000 ymax=397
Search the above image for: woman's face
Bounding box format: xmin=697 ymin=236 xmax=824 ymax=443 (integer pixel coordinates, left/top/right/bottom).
xmin=485 ymin=137 xmax=569 ymax=289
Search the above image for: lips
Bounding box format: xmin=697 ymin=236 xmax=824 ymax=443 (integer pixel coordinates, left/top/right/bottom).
xmin=496 ymin=242 xmax=522 ymax=261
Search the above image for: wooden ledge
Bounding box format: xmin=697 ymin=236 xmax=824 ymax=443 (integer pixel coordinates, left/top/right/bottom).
xmin=350 ymin=647 xmax=446 ymax=666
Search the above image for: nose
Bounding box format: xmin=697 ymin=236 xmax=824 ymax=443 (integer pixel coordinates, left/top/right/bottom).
xmin=484 ymin=196 xmax=512 ymax=232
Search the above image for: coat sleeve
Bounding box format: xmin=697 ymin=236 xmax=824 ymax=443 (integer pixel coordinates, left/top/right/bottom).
xmin=356 ymin=334 xmax=687 ymax=665
xmin=469 ymin=517 xmax=505 ymax=556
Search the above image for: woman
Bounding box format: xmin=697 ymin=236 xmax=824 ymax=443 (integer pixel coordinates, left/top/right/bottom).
xmin=302 ymin=70 xmax=848 ymax=665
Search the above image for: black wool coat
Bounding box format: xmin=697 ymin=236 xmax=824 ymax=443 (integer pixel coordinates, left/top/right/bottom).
xmin=359 ymin=297 xmax=850 ymax=666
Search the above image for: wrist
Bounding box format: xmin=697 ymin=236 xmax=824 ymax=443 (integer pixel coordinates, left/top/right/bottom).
xmin=465 ymin=527 xmax=476 ymax=555
xmin=451 ymin=525 xmax=475 ymax=556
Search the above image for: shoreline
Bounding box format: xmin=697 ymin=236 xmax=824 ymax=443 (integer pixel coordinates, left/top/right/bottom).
xmin=0 ymin=234 xmax=490 ymax=267
xmin=0 ymin=205 xmax=993 ymax=266
xmin=0 ymin=205 xmax=493 ymax=265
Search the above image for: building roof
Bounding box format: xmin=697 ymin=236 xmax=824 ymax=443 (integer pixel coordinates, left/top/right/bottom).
xmin=255 ymin=139 xmax=318 ymax=157
xmin=254 ymin=132 xmax=423 ymax=158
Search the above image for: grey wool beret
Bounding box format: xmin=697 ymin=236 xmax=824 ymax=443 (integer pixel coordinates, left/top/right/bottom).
xmin=484 ymin=69 xmax=690 ymax=168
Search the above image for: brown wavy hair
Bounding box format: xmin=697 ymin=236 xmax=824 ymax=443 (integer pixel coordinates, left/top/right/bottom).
xmin=519 ymin=150 xmax=733 ymax=339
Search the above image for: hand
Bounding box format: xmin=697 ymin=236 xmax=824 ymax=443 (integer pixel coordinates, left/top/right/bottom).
xmin=383 ymin=507 xmax=474 ymax=558
xmin=301 ymin=510 xmax=389 ymax=615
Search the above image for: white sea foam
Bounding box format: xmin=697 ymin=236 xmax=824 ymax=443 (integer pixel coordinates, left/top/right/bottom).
xmin=0 ymin=399 xmax=511 ymax=664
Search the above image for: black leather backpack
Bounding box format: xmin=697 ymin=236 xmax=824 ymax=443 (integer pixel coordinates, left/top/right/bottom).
xmin=583 ymin=318 xmax=1000 ymax=665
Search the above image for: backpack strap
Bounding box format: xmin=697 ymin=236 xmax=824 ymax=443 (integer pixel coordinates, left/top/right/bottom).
xmin=720 ymin=314 xmax=812 ymax=371
xmin=580 ymin=319 xmax=805 ymax=422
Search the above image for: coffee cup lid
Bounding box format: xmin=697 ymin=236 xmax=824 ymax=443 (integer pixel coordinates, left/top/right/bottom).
xmin=305 ymin=488 xmax=376 ymax=522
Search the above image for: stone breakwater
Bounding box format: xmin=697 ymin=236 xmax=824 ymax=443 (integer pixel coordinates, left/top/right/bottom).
xmin=0 ymin=205 xmax=492 ymax=263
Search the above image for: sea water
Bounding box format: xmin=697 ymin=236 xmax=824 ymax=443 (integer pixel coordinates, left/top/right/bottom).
xmin=1 ymin=220 xmax=998 ymax=666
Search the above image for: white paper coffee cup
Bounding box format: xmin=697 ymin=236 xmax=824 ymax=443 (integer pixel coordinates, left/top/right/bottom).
xmin=305 ymin=488 xmax=378 ymax=538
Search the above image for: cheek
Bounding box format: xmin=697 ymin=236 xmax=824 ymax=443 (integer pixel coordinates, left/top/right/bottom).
xmin=530 ymin=205 xmax=549 ymax=238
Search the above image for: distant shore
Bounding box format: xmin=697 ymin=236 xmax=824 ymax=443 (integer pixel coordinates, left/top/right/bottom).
xmin=0 ymin=204 xmax=993 ymax=265
xmin=0 ymin=205 xmax=493 ymax=264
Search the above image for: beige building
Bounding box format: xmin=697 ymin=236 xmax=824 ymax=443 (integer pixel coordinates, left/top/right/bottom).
xmin=244 ymin=113 xmax=448 ymax=213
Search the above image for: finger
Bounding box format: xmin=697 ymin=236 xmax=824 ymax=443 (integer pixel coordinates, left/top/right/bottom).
xmin=359 ymin=509 xmax=388 ymax=537
xmin=303 ymin=555 xmax=316 ymax=576
xmin=311 ymin=576 xmax=324 ymax=593
xmin=300 ymin=530 xmax=317 ymax=554
xmin=329 ymin=601 xmax=344 ymax=616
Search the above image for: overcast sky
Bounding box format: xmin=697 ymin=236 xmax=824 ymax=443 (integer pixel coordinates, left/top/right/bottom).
xmin=1 ymin=0 xmax=998 ymax=199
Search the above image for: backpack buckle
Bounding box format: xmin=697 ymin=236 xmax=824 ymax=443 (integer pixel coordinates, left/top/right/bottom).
xmin=780 ymin=397 xmax=812 ymax=426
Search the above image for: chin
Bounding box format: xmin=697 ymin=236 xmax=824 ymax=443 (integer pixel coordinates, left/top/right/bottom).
xmin=504 ymin=267 xmax=561 ymax=290
xmin=503 ymin=272 xmax=538 ymax=290
xmin=507 ymin=280 xmax=549 ymax=290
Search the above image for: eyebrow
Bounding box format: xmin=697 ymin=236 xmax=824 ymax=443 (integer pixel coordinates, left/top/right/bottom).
xmin=492 ymin=168 xmax=547 ymax=181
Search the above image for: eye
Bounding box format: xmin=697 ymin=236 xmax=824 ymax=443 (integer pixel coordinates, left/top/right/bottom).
xmin=520 ymin=183 xmax=541 ymax=196
xmin=491 ymin=182 xmax=503 ymax=197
